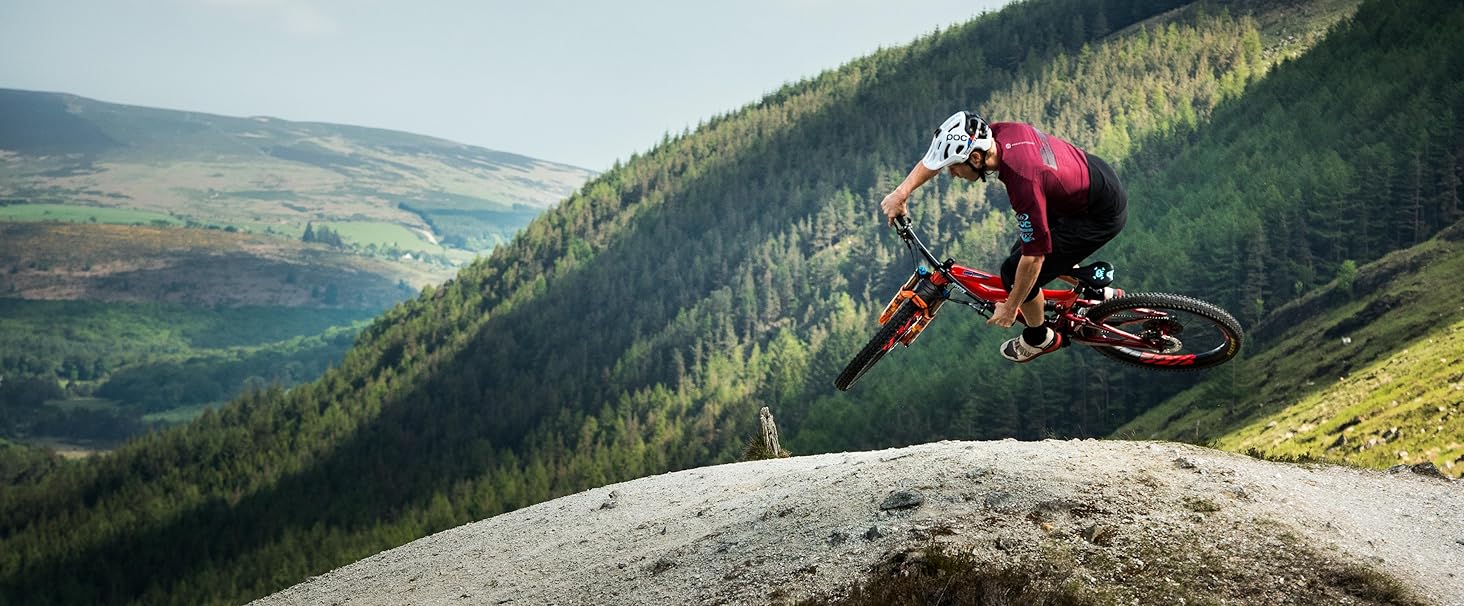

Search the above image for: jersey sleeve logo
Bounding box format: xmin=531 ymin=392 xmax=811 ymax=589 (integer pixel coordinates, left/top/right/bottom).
xmin=1016 ymin=213 xmax=1035 ymax=242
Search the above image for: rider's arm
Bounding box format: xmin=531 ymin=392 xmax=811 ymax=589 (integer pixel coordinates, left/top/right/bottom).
xmin=893 ymin=163 xmax=938 ymax=198
xmin=881 ymin=163 xmax=939 ymax=220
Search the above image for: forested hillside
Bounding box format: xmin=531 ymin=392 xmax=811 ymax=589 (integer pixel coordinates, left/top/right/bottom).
xmin=0 ymin=299 xmax=369 ymax=444
xmin=6 ymin=0 xmax=1463 ymax=604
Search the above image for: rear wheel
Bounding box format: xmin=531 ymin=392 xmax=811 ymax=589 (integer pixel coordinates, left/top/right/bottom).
xmin=834 ymin=300 xmax=920 ymax=391
xmin=1084 ymin=292 xmax=1243 ymax=371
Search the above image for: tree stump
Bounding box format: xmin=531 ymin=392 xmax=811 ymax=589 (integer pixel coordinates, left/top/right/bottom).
xmin=759 ymin=406 xmax=782 ymax=457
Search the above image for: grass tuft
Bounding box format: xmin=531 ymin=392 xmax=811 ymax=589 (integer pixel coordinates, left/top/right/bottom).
xmin=795 ymin=548 xmax=1094 ymax=606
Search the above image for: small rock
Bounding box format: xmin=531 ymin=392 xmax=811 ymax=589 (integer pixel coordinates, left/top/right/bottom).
xmin=983 ymin=490 xmax=1013 ymax=509
xmin=648 ymin=557 xmax=677 ymax=575
xmin=1081 ymin=523 xmax=1116 ymax=546
xmin=965 ymin=467 xmax=993 ymax=481
xmin=1389 ymin=462 xmax=1451 ymax=480
xmin=598 ymin=490 xmax=622 ymax=510
xmin=1030 ymin=499 xmax=1079 ymax=521
xmin=827 ymin=531 xmax=848 ymax=546
xmin=1409 ymin=462 xmax=1449 ymax=479
xmin=995 ymin=536 xmax=1016 ymax=551
xmin=1174 ymin=457 xmax=1199 ymax=470
xmin=1455 ymin=539 xmax=1464 ymax=547
xmin=864 ymin=526 xmax=884 ymax=541
xmin=880 ymin=490 xmax=924 ymax=510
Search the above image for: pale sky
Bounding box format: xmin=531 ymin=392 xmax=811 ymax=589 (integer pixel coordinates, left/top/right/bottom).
xmin=1 ymin=0 xmax=1011 ymax=171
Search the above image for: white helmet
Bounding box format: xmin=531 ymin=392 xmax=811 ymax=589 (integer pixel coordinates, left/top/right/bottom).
xmin=921 ymin=110 xmax=994 ymax=172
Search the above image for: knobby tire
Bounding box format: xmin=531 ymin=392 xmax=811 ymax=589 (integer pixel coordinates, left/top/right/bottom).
xmin=834 ymin=300 xmax=920 ymax=390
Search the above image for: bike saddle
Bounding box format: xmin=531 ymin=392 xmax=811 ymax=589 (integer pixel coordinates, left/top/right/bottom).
xmin=1068 ymin=261 xmax=1115 ymax=288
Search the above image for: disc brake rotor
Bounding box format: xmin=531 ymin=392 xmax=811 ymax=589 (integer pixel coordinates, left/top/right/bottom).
xmin=1142 ymin=318 xmax=1185 ymax=353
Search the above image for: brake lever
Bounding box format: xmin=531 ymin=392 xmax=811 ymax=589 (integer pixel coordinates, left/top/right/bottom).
xmin=893 ymin=215 xmax=913 ymax=239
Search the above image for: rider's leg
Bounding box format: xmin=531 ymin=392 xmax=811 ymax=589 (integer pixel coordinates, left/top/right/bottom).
xmin=1018 ymin=291 xmax=1045 ymax=330
xmin=996 ymin=254 xmax=1061 ymax=362
xmin=1001 ymin=251 xmax=1052 ymax=333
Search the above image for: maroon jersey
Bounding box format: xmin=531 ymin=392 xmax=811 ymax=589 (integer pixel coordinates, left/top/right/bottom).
xmin=990 ymin=122 xmax=1091 ymax=255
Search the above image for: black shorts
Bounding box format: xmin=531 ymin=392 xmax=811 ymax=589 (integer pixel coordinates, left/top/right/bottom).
xmin=1001 ymin=153 xmax=1127 ymax=302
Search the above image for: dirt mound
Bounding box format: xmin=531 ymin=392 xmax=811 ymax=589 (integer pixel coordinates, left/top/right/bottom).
xmin=251 ymin=440 xmax=1463 ymax=605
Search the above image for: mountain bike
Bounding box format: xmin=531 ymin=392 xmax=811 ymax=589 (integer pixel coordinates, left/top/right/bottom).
xmin=834 ymin=217 xmax=1243 ymax=391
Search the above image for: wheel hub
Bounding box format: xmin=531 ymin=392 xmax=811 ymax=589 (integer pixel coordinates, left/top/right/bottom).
xmin=1141 ymin=318 xmax=1184 ymax=353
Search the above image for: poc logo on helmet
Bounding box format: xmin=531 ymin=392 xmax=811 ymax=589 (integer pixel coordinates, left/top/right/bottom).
xmin=945 ymin=134 xmax=970 ymax=142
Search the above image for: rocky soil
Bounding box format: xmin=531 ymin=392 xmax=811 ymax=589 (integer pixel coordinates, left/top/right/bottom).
xmin=251 ymin=440 xmax=1464 ymax=605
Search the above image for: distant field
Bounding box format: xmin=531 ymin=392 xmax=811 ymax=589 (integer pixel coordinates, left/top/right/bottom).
xmin=0 ymin=203 xmax=179 ymax=225
xmin=13 ymin=437 xmax=110 ymax=459
xmin=45 ymin=398 xmax=117 ymax=412
xmin=142 ymin=402 xmax=220 ymax=425
xmin=320 ymin=221 xmax=442 ymax=252
xmin=0 ymin=222 xmax=436 ymax=306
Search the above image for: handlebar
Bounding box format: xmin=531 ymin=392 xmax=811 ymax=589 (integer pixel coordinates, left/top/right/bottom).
xmin=892 ymin=214 xmax=912 ymax=236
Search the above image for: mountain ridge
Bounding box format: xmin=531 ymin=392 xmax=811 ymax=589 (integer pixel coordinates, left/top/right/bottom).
xmin=0 ymin=87 xmax=595 ymax=268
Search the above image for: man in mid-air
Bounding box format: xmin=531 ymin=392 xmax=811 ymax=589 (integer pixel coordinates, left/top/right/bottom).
xmin=880 ymin=111 xmax=1128 ymax=363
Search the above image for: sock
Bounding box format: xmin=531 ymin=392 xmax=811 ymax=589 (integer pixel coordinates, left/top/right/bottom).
xmin=1021 ymin=326 xmax=1050 ymax=347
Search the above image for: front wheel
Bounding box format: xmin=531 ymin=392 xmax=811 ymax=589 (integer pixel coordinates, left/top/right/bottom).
xmin=834 ymin=300 xmax=920 ymax=391
xmin=1084 ymin=292 xmax=1243 ymax=371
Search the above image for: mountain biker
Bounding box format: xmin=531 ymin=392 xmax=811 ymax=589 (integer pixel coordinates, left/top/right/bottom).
xmin=879 ymin=111 xmax=1128 ymax=363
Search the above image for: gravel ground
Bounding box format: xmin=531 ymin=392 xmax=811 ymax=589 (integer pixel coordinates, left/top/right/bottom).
xmin=251 ymin=440 xmax=1464 ymax=606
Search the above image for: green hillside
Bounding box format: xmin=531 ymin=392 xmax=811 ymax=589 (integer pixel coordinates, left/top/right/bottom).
xmin=0 ymin=297 xmax=372 ymax=446
xmin=1116 ymin=222 xmax=1464 ymax=476
xmin=0 ymin=221 xmax=398 ymax=446
xmin=0 ymin=89 xmax=592 ymax=443
xmin=7 ymin=0 xmax=1464 ymax=604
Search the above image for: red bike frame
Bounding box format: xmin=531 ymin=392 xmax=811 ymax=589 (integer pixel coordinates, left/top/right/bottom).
xmin=887 ymin=218 xmax=1197 ymax=364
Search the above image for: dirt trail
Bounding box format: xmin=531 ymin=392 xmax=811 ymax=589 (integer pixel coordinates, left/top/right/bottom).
xmin=251 ymin=440 xmax=1464 ymax=605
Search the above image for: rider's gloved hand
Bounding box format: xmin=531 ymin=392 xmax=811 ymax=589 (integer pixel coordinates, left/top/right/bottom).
xmin=880 ymin=190 xmax=908 ymax=225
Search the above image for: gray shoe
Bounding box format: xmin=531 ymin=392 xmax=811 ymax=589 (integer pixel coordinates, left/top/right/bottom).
xmin=999 ymin=329 xmax=1063 ymax=363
